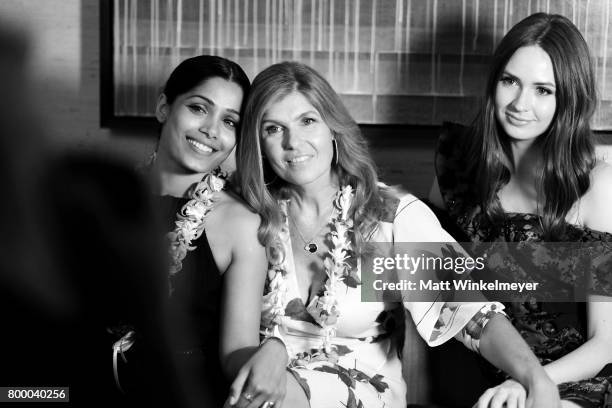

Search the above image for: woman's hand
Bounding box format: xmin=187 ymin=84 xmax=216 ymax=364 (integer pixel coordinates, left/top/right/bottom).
xmin=474 ymin=379 xmax=526 ymax=408
xmin=226 ymin=338 xmax=289 ymax=408
xmin=474 ymin=377 xmax=561 ymax=408
xmin=476 ymin=313 xmax=561 ymax=408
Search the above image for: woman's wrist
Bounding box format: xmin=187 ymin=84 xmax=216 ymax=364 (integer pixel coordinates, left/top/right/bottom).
xmin=523 ymin=366 xmax=555 ymax=392
xmin=260 ymin=335 xmax=286 ymax=349
xmin=460 ymin=303 xmax=506 ymax=353
xmin=259 ymin=336 xmax=289 ymax=365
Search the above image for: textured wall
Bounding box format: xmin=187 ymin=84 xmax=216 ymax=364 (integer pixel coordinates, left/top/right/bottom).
xmin=0 ymin=0 xmax=155 ymax=163
xmin=0 ymin=0 xmax=608 ymax=188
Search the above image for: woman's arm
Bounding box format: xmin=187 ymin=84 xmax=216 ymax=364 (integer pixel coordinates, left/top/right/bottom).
xmin=215 ymin=200 xmax=290 ymax=408
xmin=216 ymin=200 xmax=268 ymax=376
xmin=477 ymin=313 xmax=560 ymax=407
xmin=390 ymin=196 xmax=559 ymax=407
xmin=541 ymin=164 xmax=612 ymax=382
xmin=543 ymin=297 xmax=612 ymax=383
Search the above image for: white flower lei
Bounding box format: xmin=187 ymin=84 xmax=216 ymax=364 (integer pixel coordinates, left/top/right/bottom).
xmin=167 ymin=169 xmax=227 ymax=276
xmin=264 ymin=185 xmax=356 ymax=352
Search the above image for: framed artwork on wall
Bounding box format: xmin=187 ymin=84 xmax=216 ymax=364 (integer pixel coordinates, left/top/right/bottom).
xmin=101 ymin=0 xmax=612 ymax=129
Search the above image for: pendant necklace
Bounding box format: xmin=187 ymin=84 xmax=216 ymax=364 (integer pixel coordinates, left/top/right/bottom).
xmin=289 ymin=202 xmax=335 ymax=254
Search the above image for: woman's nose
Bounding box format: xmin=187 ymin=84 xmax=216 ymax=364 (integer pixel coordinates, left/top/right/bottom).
xmin=199 ymin=117 xmax=219 ymax=139
xmin=511 ymin=88 xmax=531 ymax=112
xmin=282 ymin=128 xmax=300 ymax=149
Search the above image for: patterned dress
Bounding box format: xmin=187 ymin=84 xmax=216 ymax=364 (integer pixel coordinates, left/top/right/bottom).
xmin=260 ymin=192 xmax=503 ymax=408
xmin=433 ymin=122 xmax=612 ymax=408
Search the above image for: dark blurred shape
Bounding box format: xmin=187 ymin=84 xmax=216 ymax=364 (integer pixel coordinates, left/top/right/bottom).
xmin=0 ymin=21 xmax=207 ymax=407
xmin=38 ymin=153 xmax=175 ymax=406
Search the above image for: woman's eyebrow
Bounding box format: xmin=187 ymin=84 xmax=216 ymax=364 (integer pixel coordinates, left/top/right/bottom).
xmin=501 ymin=70 xmax=519 ymax=80
xmin=533 ymin=81 xmax=556 ymax=88
xmin=295 ymin=110 xmax=320 ymax=120
xmin=262 ymin=110 xmax=320 ymax=123
xmin=187 ymin=95 xmax=240 ymax=116
xmin=502 ymin=70 xmax=555 ymax=88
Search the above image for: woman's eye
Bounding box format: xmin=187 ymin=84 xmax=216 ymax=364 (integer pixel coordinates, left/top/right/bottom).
xmin=188 ymin=104 xmax=207 ymax=114
xmin=264 ymin=125 xmax=283 ymax=135
xmin=536 ymin=87 xmax=553 ymax=96
xmin=224 ymin=119 xmax=237 ymax=128
xmin=500 ymin=76 xmax=518 ymax=86
xmin=303 ymin=117 xmax=316 ymax=125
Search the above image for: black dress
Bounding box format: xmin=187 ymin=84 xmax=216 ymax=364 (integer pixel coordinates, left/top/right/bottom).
xmin=428 ymin=123 xmax=612 ymax=408
xmin=157 ymin=195 xmax=227 ymax=408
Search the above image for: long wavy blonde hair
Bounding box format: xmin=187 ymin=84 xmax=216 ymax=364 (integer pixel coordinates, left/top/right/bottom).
xmin=235 ymin=62 xmax=395 ymax=252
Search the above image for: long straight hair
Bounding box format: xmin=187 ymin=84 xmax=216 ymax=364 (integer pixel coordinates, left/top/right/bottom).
xmin=469 ymin=13 xmax=597 ymax=239
xmin=236 ymin=62 xmax=391 ymax=250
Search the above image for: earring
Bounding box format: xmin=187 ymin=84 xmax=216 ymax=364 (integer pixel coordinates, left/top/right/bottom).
xmin=332 ymin=138 xmax=339 ymax=167
xmin=135 ymin=150 xmax=156 ymax=172
xmin=147 ymin=151 xmax=157 ymax=165
xmin=149 ymin=137 xmax=160 ymax=166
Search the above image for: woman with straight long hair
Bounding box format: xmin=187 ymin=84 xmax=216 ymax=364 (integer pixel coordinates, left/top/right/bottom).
xmin=221 ymin=61 xmax=560 ymax=408
xmin=430 ymin=13 xmax=612 ymax=408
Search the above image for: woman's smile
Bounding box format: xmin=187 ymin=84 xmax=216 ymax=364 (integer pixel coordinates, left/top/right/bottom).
xmin=261 ymin=91 xmax=335 ymax=189
xmin=186 ymin=136 xmax=216 ymax=154
xmin=505 ymin=112 xmax=533 ymax=126
xmin=285 ymin=154 xmax=312 ymax=166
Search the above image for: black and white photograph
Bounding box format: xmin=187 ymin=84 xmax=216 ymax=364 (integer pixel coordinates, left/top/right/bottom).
xmin=1 ymin=1 xmax=612 ymax=407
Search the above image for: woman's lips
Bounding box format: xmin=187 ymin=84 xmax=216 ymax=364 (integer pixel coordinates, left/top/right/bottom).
xmin=505 ymin=113 xmax=533 ymax=126
xmin=286 ymin=155 xmax=311 ymax=165
xmin=186 ymin=136 xmax=215 ymax=153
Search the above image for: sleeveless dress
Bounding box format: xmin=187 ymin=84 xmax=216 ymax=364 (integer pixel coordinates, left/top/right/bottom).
xmin=432 ymin=123 xmax=612 ymax=408
xmin=157 ymin=195 xmax=227 ymax=406
xmin=260 ymin=191 xmax=504 ymax=408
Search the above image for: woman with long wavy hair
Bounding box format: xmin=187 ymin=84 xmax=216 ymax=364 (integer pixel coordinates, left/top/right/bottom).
xmin=430 ymin=13 xmax=612 ymax=408
xmin=221 ymin=61 xmax=560 ymax=408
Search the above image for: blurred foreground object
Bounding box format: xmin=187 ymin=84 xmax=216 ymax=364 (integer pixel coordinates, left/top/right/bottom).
xmin=0 ymin=22 xmax=183 ymax=407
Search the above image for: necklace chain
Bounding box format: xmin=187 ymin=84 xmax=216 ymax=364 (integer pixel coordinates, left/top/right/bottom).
xmin=289 ymin=213 xmax=329 ymax=253
xmin=288 ymin=199 xmax=335 ymax=253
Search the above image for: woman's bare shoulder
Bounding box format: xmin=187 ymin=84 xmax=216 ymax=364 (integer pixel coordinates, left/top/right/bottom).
xmin=211 ymin=191 xmax=261 ymax=231
xmin=590 ymin=160 xmax=612 ymax=180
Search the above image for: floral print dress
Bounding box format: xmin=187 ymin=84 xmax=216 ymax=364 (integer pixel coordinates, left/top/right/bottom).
xmin=260 ymin=192 xmax=503 ymax=408
xmin=434 ymin=122 xmax=612 ymax=408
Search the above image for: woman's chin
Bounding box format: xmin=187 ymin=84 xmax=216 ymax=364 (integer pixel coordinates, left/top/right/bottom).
xmin=183 ymin=155 xmax=227 ymax=174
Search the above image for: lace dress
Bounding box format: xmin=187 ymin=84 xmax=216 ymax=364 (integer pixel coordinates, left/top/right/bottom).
xmin=432 ymin=123 xmax=612 ymax=408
